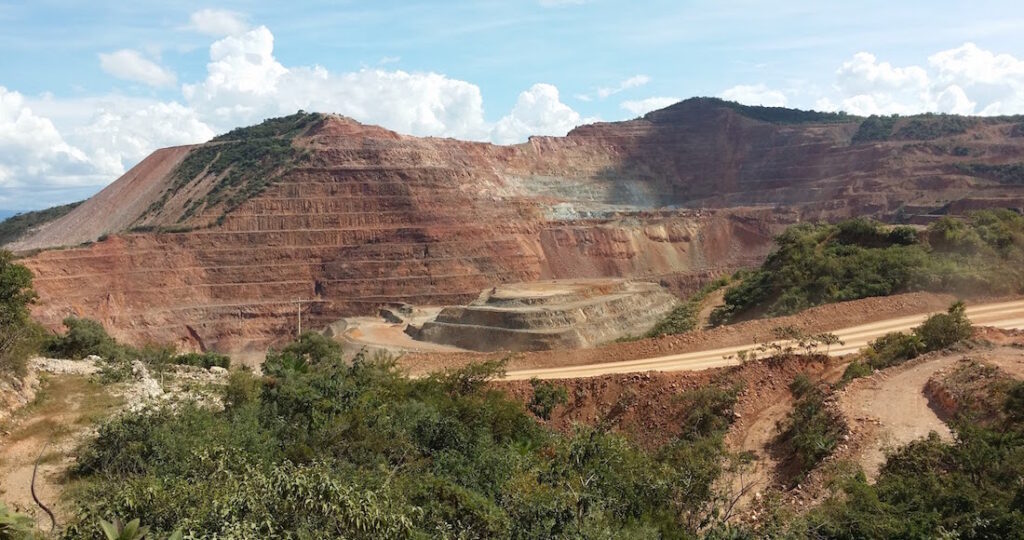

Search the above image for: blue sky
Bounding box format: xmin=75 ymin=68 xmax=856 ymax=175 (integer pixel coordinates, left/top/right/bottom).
xmin=3 ymin=1 xmax=1024 ymax=211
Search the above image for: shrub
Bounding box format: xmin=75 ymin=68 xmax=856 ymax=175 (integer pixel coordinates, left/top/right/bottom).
xmin=862 ymin=332 xmax=924 ymax=369
xmin=839 ymin=361 xmax=873 ymax=386
xmin=528 ymin=378 xmax=568 ymax=420
xmin=0 ymin=250 xmax=40 ymax=376
xmin=779 ymin=379 xmax=845 ymax=475
xmin=64 ymin=334 xmax=757 ymax=538
xmin=223 ymin=369 xmax=261 ymax=410
xmin=647 ymin=277 xmax=730 ymax=338
xmin=173 ymin=352 xmax=230 ymax=369
xmin=913 ymin=301 xmax=972 ymax=350
xmin=45 ymin=317 xmax=124 ymax=360
xmin=0 ymin=500 xmax=37 ymax=539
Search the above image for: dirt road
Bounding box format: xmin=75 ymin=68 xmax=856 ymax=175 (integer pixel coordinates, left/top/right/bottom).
xmin=837 ymin=355 xmax=958 ymax=481
xmin=504 ymin=300 xmax=1024 ymax=380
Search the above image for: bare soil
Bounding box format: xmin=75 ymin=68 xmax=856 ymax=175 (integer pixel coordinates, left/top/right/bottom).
xmin=0 ymin=374 xmax=123 ymax=528
xmin=499 ymin=354 xmax=832 ymax=450
xmin=836 ymin=353 xmax=957 ymax=481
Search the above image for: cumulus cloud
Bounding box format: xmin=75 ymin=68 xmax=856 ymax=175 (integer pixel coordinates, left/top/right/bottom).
xmin=0 ymin=86 xmax=96 ymax=204
xmin=829 ymin=43 xmax=1024 ymax=115
xmin=723 ymin=43 xmax=1024 ymax=117
xmin=620 ymin=96 xmax=680 ymax=116
xmin=720 ymin=84 xmax=788 ymax=107
xmin=187 ymin=8 xmax=250 ymax=37
xmin=1 ymin=20 xmax=595 ymax=208
xmin=69 ymin=102 xmax=215 ymax=178
xmin=98 ymin=49 xmax=177 ymax=87
xmin=182 ymin=26 xmax=490 ymax=139
xmin=491 ymin=83 xmax=586 ymax=143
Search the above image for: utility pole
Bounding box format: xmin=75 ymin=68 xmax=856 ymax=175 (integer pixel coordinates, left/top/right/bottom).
xmin=297 ymin=302 xmax=302 ymax=338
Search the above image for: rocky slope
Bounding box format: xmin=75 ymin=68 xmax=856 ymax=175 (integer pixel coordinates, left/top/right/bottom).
xmin=9 ymin=99 xmax=1024 ymax=354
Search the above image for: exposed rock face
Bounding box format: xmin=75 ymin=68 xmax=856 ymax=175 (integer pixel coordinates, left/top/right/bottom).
xmin=10 ymin=99 xmax=1024 ymax=354
xmin=411 ymin=279 xmax=678 ymax=352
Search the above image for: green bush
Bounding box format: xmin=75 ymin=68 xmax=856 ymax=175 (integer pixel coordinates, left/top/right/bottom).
xmin=0 ymin=500 xmax=38 ymax=539
xmin=648 ymin=276 xmax=730 ymax=337
xmin=914 ymin=301 xmax=973 ymax=350
xmin=45 ymin=317 xmax=124 ymax=361
xmin=862 ymin=331 xmax=924 ymax=369
xmin=839 ymin=361 xmax=873 ymax=385
xmin=173 ymin=351 xmax=230 ymax=369
xmin=0 ymin=250 xmax=41 ymax=376
xmin=528 ymin=378 xmax=568 ymax=420
xmin=223 ymin=369 xmax=261 ymax=410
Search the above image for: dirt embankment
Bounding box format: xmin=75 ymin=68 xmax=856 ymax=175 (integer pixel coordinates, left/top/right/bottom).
xmin=498 ymin=355 xmax=831 ymax=450
xmin=405 ymin=292 xmax=956 ymax=375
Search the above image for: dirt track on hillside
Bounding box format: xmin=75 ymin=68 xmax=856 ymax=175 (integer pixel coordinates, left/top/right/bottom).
xmin=403 ymin=292 xmax=959 ymax=375
xmin=837 ymin=354 xmax=958 ymax=481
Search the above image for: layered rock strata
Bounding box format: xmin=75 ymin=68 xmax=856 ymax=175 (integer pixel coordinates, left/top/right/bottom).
xmin=410 ymin=280 xmax=678 ymax=352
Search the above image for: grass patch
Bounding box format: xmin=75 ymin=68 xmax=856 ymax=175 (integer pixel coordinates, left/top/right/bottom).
xmin=3 ymin=375 xmax=123 ymax=446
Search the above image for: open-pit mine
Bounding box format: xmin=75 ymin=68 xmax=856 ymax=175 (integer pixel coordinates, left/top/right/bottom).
xmin=6 ymin=99 xmax=1024 ymax=357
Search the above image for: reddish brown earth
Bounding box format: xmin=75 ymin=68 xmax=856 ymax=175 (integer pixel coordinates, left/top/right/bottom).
xmin=9 ymin=98 xmax=1024 ymax=354
xmin=498 ymin=354 xmax=830 ymax=450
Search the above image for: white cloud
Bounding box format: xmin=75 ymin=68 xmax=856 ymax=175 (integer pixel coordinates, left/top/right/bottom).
xmin=592 ymin=74 xmax=651 ymax=99
xmin=724 ymin=43 xmax=1024 ymax=117
xmin=182 ymin=26 xmax=491 ymax=139
xmin=491 ymin=83 xmax=587 ymax=144
xmin=621 ymin=96 xmax=680 ymax=116
xmin=70 ymin=102 xmax=215 ymax=178
xmin=98 ymin=49 xmax=177 ymax=87
xmin=720 ymin=84 xmax=788 ymax=107
xmin=2 ymin=20 xmax=596 ymax=209
xmin=0 ymin=86 xmax=95 ymax=198
xmin=187 ymin=8 xmax=249 ymax=37
xmin=827 ymin=43 xmax=1024 ymax=115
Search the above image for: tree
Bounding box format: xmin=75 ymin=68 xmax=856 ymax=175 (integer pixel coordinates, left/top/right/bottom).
xmin=0 ymin=250 xmax=39 ymax=375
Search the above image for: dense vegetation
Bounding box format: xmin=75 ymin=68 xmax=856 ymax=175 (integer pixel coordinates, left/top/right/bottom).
xmin=0 ymin=251 xmax=43 ymax=377
xmin=61 ymin=333 xmax=751 ymax=538
xmin=711 ymin=212 xmax=1024 ymax=324
xmin=139 ymin=112 xmax=320 ymax=225
xmin=0 ymin=201 xmax=82 ymax=246
xmin=852 ymin=113 xmax=977 ymax=143
xmin=702 ymin=98 xmax=857 ymax=124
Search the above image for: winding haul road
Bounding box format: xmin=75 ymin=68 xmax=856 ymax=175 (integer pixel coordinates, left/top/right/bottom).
xmin=504 ymin=299 xmax=1024 ymax=380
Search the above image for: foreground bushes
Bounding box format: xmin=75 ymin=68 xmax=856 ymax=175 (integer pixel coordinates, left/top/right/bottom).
xmin=790 ymin=383 xmax=1024 ymax=539
xmin=63 ymin=334 xmax=746 ymax=538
